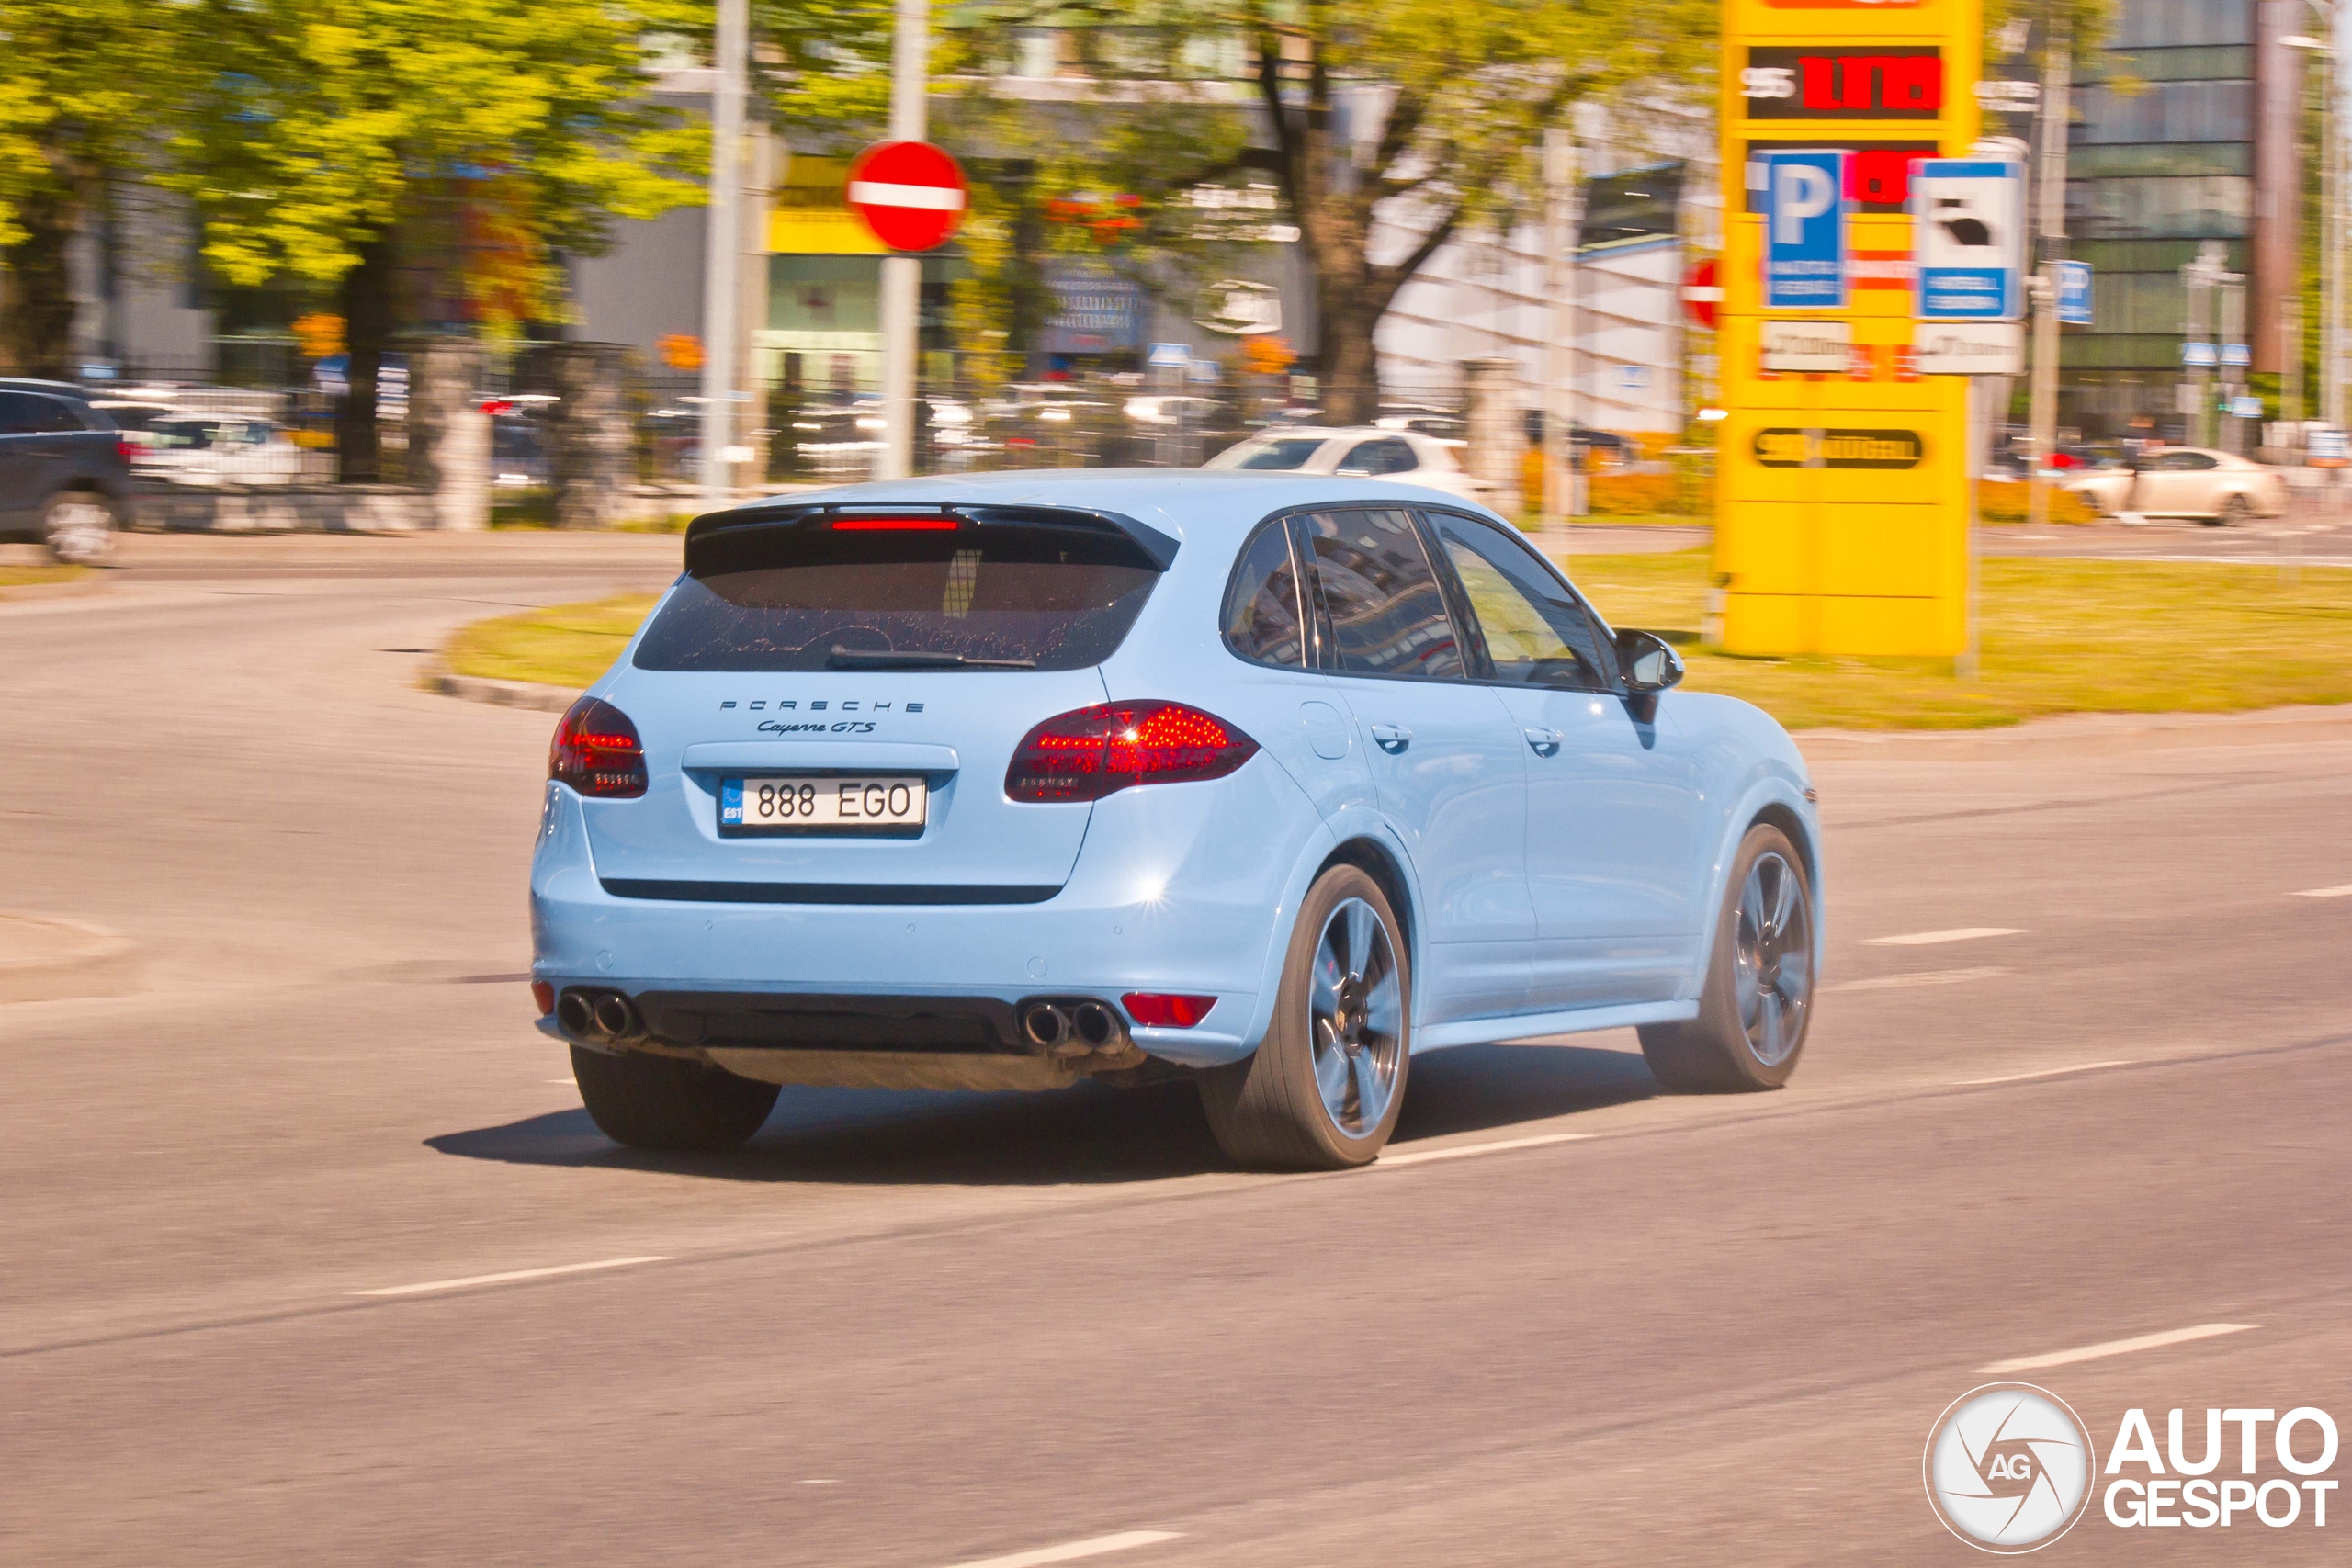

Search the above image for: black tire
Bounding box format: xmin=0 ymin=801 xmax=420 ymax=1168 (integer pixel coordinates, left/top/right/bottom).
xmin=1198 ymin=865 xmax=1410 ymax=1170
xmin=571 ymin=1043 xmax=779 ymax=1151
xmin=1638 ymin=823 xmax=1815 ymax=1094
xmin=2215 ymin=493 xmax=2250 ymax=527
xmin=40 ymin=490 xmax=118 ymax=566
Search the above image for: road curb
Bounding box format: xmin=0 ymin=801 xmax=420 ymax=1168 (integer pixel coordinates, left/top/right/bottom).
xmin=425 ymin=664 xmax=580 ymax=714
xmin=0 ymin=913 xmax=136 ymax=1005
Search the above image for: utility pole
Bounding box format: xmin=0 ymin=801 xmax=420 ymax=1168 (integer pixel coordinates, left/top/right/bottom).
xmin=2026 ymin=26 xmax=2070 ymax=528
xmin=697 ymin=0 xmax=749 ymax=511
xmin=1541 ymin=129 xmax=1578 ymax=536
xmin=876 ymin=0 xmax=930 ymax=482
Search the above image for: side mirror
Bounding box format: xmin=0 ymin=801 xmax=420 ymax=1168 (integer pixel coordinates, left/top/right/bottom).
xmin=1615 ymin=628 xmax=1685 ymax=694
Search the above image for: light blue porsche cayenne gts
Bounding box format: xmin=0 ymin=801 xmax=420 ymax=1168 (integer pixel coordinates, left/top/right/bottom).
xmin=530 ymin=469 xmax=1822 ymax=1169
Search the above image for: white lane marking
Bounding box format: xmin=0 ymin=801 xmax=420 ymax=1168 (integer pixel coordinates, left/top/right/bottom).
xmin=2292 ymin=884 xmax=2352 ymax=898
xmin=1956 ymin=1060 xmax=2131 ymax=1087
xmin=1979 ymin=1323 xmax=2257 ymax=1374
xmin=847 ymin=180 xmax=967 ymax=212
xmin=355 ymin=1256 xmax=668 ymax=1298
xmin=944 ymin=1531 xmax=1182 ymax=1568
xmin=1828 ymin=965 xmax=2011 ymax=993
xmin=1866 ymin=927 xmax=2029 ymax=947
xmin=1381 ymin=1132 xmax=1592 ymax=1167
xmin=547 ymin=1078 xmax=578 ymax=1085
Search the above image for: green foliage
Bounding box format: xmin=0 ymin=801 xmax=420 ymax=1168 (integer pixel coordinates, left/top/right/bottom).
xmin=0 ymin=1 xmax=183 ymax=246
xmin=153 ymin=0 xmax=709 ymax=320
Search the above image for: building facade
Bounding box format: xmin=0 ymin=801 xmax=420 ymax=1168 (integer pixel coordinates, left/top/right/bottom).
xmin=2059 ymin=0 xmax=2303 ymax=440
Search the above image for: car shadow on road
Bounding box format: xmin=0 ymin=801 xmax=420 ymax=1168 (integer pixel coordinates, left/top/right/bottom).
xmin=424 ymin=1037 xmax=1661 ymax=1185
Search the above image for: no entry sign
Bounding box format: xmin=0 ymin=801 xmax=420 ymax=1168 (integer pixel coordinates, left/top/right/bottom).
xmin=845 ymin=141 xmax=969 ymax=253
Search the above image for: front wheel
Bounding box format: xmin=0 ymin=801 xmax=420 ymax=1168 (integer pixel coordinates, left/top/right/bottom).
xmin=40 ymin=491 xmax=118 ymax=565
xmin=1198 ymin=865 xmax=1410 ymax=1170
xmin=571 ymin=1044 xmax=780 ymax=1151
xmin=2215 ymin=493 xmax=2251 ymax=526
xmin=1639 ymin=824 xmax=1815 ymax=1093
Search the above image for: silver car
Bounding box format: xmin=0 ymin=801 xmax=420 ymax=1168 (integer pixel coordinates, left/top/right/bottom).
xmin=2062 ymin=447 xmax=2290 ymax=524
xmin=1205 ymin=426 xmax=1485 ymax=501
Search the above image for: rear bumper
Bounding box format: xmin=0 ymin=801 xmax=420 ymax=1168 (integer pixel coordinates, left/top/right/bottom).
xmin=528 ymin=761 xmax=1322 ymax=1068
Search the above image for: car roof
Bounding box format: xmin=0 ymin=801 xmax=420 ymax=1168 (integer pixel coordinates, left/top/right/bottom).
xmin=713 ymin=468 xmax=1508 ymax=552
xmin=0 ymin=377 xmax=88 ymax=398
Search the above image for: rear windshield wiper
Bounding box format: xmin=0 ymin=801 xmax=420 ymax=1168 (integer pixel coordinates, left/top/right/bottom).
xmin=825 ymin=647 xmax=1038 ymax=671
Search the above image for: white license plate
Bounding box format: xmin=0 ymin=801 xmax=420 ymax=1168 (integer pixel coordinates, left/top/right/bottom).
xmin=720 ymin=775 xmax=928 ymax=834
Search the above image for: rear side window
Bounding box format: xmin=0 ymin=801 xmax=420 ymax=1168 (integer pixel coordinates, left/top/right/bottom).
xmin=1296 ymin=508 xmax=1465 ymax=680
xmin=1337 ymin=438 xmax=1418 ymax=476
xmin=634 ymin=521 xmax=1160 ymax=672
xmin=0 ymin=390 xmax=82 ymax=434
xmin=1223 ymin=519 xmax=1308 ymax=669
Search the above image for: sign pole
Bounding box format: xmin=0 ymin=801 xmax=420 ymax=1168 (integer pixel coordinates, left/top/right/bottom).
xmin=697 ymin=0 xmax=748 ymax=511
xmin=2026 ymin=28 xmax=2070 ymax=530
xmin=876 ymin=0 xmax=930 ymax=482
xmin=1543 ymin=128 xmax=1580 ymax=542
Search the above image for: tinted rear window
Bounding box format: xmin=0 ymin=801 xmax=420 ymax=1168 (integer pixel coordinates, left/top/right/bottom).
xmin=634 ymin=522 xmax=1161 ymax=672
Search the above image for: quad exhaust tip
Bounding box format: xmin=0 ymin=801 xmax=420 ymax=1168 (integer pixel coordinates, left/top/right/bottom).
xmin=559 ymin=987 xmax=642 ymax=1043
xmin=1020 ymin=997 xmax=1131 ymax=1055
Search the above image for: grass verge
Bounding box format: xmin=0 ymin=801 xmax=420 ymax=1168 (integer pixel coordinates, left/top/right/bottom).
xmin=1571 ymin=551 xmax=2352 ymax=729
xmin=442 ymin=553 xmax=2352 ymax=731
xmin=0 ymin=564 xmax=93 ymax=592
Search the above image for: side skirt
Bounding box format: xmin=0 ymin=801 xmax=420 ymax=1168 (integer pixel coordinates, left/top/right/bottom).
xmin=1412 ymin=999 xmax=1700 ymax=1053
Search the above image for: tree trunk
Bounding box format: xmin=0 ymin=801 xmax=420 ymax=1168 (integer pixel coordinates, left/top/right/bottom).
xmin=1317 ymin=284 xmax=1383 ymax=425
xmin=335 ymin=232 xmax=395 ymax=483
xmin=0 ymin=184 xmax=80 ymax=379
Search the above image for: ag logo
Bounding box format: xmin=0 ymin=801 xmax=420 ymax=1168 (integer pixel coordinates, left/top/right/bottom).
xmin=1925 ymin=1383 xmax=2098 ymax=1553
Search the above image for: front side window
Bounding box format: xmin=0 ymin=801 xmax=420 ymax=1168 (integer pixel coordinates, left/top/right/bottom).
xmin=1430 ymin=512 xmax=1613 ymax=691
xmin=1296 ymin=508 xmax=1465 ymax=680
xmin=1337 ymin=438 xmax=1419 ymax=476
xmin=1207 ymin=436 xmax=1329 ymax=472
xmin=1223 ymin=518 xmax=1308 ymax=669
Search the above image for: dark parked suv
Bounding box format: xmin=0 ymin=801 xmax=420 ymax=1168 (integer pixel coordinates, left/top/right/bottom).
xmin=0 ymin=378 xmax=132 ymax=564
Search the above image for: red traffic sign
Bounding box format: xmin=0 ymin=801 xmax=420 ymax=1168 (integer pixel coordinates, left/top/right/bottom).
xmin=1681 ymin=258 xmax=1723 ymax=331
xmin=845 ymin=141 xmax=968 ymax=253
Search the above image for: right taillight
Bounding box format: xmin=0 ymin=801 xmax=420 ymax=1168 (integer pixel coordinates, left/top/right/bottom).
xmin=1005 ymin=700 xmax=1259 ymax=802
xmin=550 ymin=696 xmax=648 ymax=798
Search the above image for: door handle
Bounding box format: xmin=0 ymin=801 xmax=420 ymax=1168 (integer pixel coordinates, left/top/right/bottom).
xmin=1369 ymin=723 xmax=1413 ymax=753
xmin=1522 ymin=727 xmax=1564 ymax=758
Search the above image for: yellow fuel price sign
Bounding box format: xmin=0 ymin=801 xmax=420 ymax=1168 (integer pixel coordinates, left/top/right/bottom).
xmin=1715 ymin=0 xmax=1983 ymax=657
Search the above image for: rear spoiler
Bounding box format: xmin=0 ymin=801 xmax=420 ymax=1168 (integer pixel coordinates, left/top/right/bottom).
xmin=683 ymin=501 xmax=1182 ymax=574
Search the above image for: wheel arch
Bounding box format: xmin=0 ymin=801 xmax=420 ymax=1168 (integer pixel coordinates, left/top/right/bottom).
xmin=1685 ymin=780 xmax=1825 ymax=999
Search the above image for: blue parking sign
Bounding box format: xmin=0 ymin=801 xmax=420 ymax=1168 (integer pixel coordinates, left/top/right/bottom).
xmin=1761 ymin=151 xmax=1848 ymax=310
xmin=2054 ymin=260 xmax=2093 ymax=326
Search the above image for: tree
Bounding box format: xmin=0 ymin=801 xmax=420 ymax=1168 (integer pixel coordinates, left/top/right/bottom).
xmin=157 ymin=0 xmax=709 ymax=478
xmin=0 ymin=2 xmax=190 ymax=376
xmin=765 ymin=2 xmax=1715 ymax=420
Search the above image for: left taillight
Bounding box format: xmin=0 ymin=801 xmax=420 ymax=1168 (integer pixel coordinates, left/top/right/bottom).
xmin=1005 ymin=700 xmax=1259 ymax=803
xmin=549 ymin=696 xmax=648 ymax=798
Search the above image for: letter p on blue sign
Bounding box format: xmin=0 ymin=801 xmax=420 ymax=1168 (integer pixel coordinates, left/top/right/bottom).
xmin=1763 ymin=151 xmax=1849 ymax=310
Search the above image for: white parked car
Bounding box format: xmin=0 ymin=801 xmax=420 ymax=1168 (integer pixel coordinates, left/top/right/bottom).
xmin=132 ymin=414 xmax=303 ymax=487
xmin=1204 ymin=426 xmax=1484 ymax=501
xmin=2062 ymin=447 xmax=2290 ymax=524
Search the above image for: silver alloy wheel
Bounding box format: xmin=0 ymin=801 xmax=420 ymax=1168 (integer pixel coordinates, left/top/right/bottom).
xmin=42 ymin=494 xmax=116 ymax=565
xmin=1733 ymin=851 xmax=1812 ymax=1068
xmin=1307 ymin=896 xmax=1404 ymax=1137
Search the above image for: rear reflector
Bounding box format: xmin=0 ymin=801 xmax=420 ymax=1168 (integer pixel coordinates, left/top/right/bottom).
xmin=1005 ymin=700 xmax=1259 ymax=802
xmin=549 ymin=696 xmax=649 ymax=798
xmin=1122 ymin=993 xmax=1217 ymax=1029
xmin=831 ymin=516 xmax=960 ymax=531
xmin=531 ymin=981 xmax=555 ymax=1016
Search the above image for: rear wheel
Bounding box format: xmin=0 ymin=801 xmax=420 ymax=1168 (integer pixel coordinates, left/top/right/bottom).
xmin=2215 ymin=493 xmax=2251 ymax=526
xmin=1198 ymin=865 xmax=1410 ymax=1170
xmin=40 ymin=491 xmax=117 ymax=565
xmin=571 ymin=1044 xmax=780 ymax=1151
xmin=1638 ymin=824 xmax=1815 ymax=1093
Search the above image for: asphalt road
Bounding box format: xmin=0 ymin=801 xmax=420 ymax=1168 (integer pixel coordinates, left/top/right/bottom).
xmin=4 ymin=534 xmax=2348 ymax=1565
